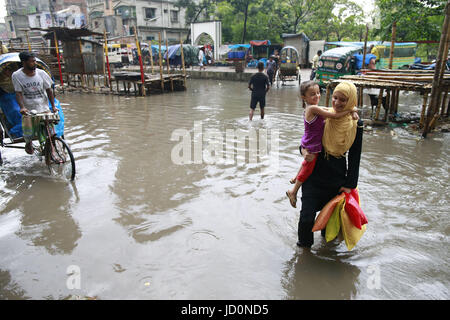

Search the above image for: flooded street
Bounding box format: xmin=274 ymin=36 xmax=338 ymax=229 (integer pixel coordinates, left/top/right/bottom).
xmin=0 ymin=79 xmax=449 ymax=300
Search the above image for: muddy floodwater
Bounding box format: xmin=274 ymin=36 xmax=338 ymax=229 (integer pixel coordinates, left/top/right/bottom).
xmin=0 ymin=79 xmax=449 ymax=300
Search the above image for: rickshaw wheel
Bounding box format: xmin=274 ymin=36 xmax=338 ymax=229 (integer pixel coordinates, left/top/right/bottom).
xmin=45 ymin=136 xmax=76 ymax=181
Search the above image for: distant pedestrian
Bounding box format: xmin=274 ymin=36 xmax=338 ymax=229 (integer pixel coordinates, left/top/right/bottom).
xmin=248 ymin=62 xmax=270 ymax=121
xmin=198 ymin=48 xmax=206 ymax=71
xmin=310 ymin=50 xmax=322 ymax=80
xmin=266 ymin=56 xmax=277 ymax=86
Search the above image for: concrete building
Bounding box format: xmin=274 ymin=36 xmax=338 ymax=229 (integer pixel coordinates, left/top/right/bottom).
xmin=88 ymin=0 xmax=189 ymax=43
xmin=4 ymin=0 xmax=88 ymax=42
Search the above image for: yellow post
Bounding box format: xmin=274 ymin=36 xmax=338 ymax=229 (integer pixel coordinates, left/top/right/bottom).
xmin=158 ymin=32 xmax=164 ymax=92
xmin=133 ymin=26 xmax=146 ymax=96
xmin=25 ymin=30 xmax=31 ymax=51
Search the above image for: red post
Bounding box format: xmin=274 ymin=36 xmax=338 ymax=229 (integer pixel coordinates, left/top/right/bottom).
xmin=53 ymin=32 xmax=64 ymax=88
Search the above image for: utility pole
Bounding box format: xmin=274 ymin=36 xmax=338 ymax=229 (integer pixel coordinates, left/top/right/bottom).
xmin=48 ymin=0 xmax=56 ymax=27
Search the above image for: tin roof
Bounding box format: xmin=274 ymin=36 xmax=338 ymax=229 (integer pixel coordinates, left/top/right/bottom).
xmin=30 ymin=27 xmax=104 ymax=41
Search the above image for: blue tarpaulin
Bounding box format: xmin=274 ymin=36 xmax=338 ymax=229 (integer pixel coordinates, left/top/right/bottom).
xmin=228 ymin=44 xmax=251 ymax=50
xmin=353 ymin=53 xmax=377 ymax=70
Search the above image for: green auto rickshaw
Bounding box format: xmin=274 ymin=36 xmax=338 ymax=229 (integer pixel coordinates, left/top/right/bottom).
xmin=315 ymin=46 xmax=361 ymax=87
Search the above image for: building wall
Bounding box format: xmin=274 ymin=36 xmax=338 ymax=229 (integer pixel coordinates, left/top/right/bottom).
xmin=88 ymin=0 xmax=189 ymax=44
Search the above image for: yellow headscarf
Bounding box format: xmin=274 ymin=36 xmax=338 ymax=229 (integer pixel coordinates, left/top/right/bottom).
xmin=322 ymin=81 xmax=358 ymax=158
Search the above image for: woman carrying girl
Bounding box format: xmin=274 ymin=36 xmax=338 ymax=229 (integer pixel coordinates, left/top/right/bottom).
xmin=286 ymin=80 xmax=357 ymax=208
xmin=297 ymin=81 xmax=363 ymax=248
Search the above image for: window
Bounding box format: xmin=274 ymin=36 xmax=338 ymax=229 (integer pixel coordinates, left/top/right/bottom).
xmin=9 ymin=21 xmax=14 ymax=31
xmin=94 ymin=21 xmax=99 ymax=28
xmin=105 ymin=0 xmax=109 ymax=10
xmin=147 ymin=36 xmax=155 ymax=41
xmin=36 ymin=16 xmax=41 ymax=27
xmin=144 ymin=8 xmax=156 ymax=19
xmin=170 ymin=10 xmax=178 ymax=23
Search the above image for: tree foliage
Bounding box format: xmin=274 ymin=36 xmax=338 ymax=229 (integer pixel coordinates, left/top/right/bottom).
xmin=373 ymin=0 xmax=446 ymax=41
xmin=177 ymin=0 xmax=446 ymax=45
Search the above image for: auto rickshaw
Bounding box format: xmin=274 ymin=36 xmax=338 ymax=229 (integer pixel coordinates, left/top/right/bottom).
xmin=315 ymin=46 xmax=361 ymax=87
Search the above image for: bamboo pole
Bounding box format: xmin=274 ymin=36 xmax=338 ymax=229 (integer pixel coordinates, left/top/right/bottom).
xmin=423 ymin=0 xmax=450 ymax=137
xmin=394 ymin=89 xmax=400 ymax=114
xmin=133 ymin=26 xmax=146 ymax=96
xmin=325 ymin=84 xmax=331 ymax=108
xmin=79 ymin=40 xmax=86 ymax=88
xmin=149 ymin=42 xmax=154 ymax=74
xmin=158 ymin=32 xmax=164 ymax=93
xmin=362 ymin=24 xmax=369 ymax=71
xmin=420 ymin=93 xmax=429 ymax=127
xmin=384 ymin=89 xmax=391 ymax=122
xmin=104 ymin=30 xmax=112 ymax=91
xmin=53 ymin=31 xmax=64 ymax=91
xmin=375 ymin=88 xmax=384 ymax=120
xmin=180 ymin=39 xmax=186 ymax=89
xmin=165 ymin=38 xmax=170 ymax=75
xmin=388 ymin=21 xmax=396 ymax=70
xmin=441 ymin=90 xmax=448 ymax=116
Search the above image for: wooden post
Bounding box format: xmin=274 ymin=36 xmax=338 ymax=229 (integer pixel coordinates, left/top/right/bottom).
xmin=362 ymin=24 xmax=369 ymax=70
xmin=165 ymin=38 xmax=170 ymax=75
xmin=384 ymin=89 xmax=391 ymax=122
xmin=133 ymin=27 xmax=146 ymax=96
xmin=388 ymin=88 xmax=396 ymax=115
xmin=420 ymin=93 xmax=429 ymax=128
xmin=375 ymin=88 xmax=384 ymax=120
xmin=180 ymin=40 xmax=186 ymax=89
xmin=53 ymin=31 xmax=64 ymax=91
xmin=149 ymin=42 xmax=154 ymax=74
xmin=394 ymin=89 xmax=400 ymax=114
xmin=325 ymin=84 xmax=331 ymax=108
xmin=441 ymin=90 xmax=448 ymax=116
xmin=388 ymin=21 xmax=397 ymax=70
xmin=423 ymin=0 xmax=450 ymax=137
xmin=79 ymin=40 xmax=86 ymax=88
xmin=158 ymin=32 xmax=164 ymax=93
xmin=104 ymin=30 xmax=112 ymax=91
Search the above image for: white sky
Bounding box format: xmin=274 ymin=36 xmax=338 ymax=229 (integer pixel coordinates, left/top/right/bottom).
xmin=0 ymin=0 xmax=375 ymax=24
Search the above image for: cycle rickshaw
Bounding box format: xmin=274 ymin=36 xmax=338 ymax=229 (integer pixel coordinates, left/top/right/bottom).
xmin=0 ymin=52 xmax=75 ymax=180
xmin=275 ymin=46 xmax=301 ymax=87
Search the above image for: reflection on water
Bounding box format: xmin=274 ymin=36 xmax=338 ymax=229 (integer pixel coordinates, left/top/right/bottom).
xmin=282 ymin=249 xmax=360 ymax=299
xmin=0 ymin=79 xmax=448 ymax=299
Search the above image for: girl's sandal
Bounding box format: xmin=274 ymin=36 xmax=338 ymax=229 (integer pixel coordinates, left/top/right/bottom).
xmin=286 ymin=191 xmax=297 ymax=208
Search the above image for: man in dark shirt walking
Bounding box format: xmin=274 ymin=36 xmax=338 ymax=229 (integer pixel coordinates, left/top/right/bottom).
xmin=248 ymin=62 xmax=270 ymax=121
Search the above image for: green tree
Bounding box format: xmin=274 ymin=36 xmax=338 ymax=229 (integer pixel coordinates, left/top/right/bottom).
xmin=373 ymin=0 xmax=446 ymax=41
